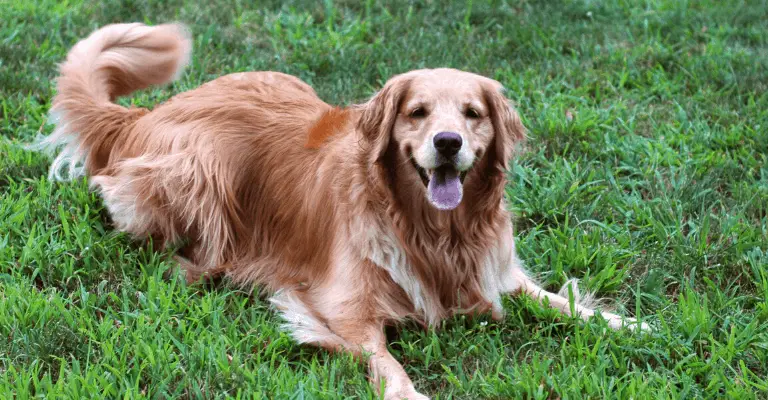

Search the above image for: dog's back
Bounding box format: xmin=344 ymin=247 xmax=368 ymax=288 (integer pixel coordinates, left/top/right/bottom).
xmin=36 ymin=23 xmax=343 ymax=284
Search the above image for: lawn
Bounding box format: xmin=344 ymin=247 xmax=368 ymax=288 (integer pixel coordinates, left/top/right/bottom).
xmin=1 ymin=0 xmax=767 ymax=398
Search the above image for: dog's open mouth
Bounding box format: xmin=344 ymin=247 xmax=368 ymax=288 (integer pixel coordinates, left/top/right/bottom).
xmin=410 ymin=158 xmax=468 ymax=210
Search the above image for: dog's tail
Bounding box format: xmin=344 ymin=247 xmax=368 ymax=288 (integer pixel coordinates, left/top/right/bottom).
xmin=34 ymin=23 xmax=191 ymax=180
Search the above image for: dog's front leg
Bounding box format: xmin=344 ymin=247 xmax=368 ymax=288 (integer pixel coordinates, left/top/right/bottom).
xmin=501 ymin=254 xmax=648 ymax=330
xmin=329 ymin=321 xmax=428 ymax=400
xmin=305 ymin=267 xmax=429 ymax=399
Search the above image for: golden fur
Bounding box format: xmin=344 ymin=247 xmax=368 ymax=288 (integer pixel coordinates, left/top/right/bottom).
xmin=37 ymin=23 xmax=647 ymax=399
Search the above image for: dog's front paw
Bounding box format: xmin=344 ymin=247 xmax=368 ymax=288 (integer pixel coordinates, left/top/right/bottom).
xmin=601 ymin=312 xmax=651 ymax=332
xmin=384 ymin=388 xmax=430 ymax=400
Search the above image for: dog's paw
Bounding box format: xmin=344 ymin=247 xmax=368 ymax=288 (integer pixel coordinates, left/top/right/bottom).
xmin=601 ymin=311 xmax=651 ymax=332
xmin=384 ymin=388 xmax=430 ymax=400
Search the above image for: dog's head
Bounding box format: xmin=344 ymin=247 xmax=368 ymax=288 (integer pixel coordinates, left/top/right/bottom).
xmin=359 ymin=68 xmax=526 ymax=210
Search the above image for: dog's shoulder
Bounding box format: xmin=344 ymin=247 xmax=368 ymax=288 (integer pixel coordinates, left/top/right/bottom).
xmin=306 ymin=107 xmax=354 ymax=149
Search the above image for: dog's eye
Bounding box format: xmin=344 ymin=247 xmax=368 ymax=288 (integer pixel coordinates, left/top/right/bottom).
xmin=465 ymin=107 xmax=481 ymax=119
xmin=409 ymin=107 xmax=427 ymax=118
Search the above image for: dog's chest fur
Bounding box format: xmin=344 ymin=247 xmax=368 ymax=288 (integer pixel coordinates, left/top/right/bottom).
xmin=355 ymin=213 xmax=511 ymax=325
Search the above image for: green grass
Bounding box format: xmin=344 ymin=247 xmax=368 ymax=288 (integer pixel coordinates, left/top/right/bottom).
xmin=1 ymin=0 xmax=767 ymax=398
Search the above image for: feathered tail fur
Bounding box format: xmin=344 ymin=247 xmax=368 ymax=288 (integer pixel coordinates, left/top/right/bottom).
xmin=34 ymin=23 xmax=191 ymax=180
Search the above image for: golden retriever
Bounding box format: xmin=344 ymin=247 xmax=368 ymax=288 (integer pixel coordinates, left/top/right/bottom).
xmin=37 ymin=23 xmax=646 ymax=399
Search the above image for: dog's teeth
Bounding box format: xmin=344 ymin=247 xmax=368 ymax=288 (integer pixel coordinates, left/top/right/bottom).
xmin=426 ymin=169 xmax=434 ymax=179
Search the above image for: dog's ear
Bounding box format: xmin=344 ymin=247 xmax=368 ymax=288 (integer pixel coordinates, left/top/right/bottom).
xmin=482 ymin=81 xmax=526 ymax=172
xmin=358 ymin=75 xmax=411 ymax=162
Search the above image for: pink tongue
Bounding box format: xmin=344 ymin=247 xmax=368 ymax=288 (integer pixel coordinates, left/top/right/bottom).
xmin=427 ymin=166 xmax=463 ymax=210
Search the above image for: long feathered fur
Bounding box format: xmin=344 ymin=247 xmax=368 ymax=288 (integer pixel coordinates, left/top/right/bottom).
xmin=32 ymin=23 xmax=191 ymax=181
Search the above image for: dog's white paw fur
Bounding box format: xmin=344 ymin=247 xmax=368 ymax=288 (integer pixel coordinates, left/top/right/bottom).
xmin=557 ymin=279 xmax=651 ymax=332
xmin=600 ymin=311 xmax=651 ymax=332
xmin=385 ymin=389 xmax=430 ymax=400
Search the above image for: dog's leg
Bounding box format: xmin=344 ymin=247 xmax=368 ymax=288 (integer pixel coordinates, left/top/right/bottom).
xmin=503 ymin=257 xmax=648 ymax=330
xmin=335 ymin=323 xmax=429 ymax=400
xmin=273 ymin=292 xmax=427 ymax=399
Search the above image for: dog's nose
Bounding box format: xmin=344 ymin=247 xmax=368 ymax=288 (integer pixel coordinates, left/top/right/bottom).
xmin=433 ymin=132 xmax=462 ymax=157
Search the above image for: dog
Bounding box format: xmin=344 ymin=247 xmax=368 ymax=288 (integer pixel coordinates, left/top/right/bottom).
xmin=37 ymin=23 xmax=647 ymax=399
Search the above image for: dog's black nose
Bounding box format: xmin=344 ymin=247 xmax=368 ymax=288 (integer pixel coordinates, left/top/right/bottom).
xmin=433 ymin=132 xmax=462 ymax=157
